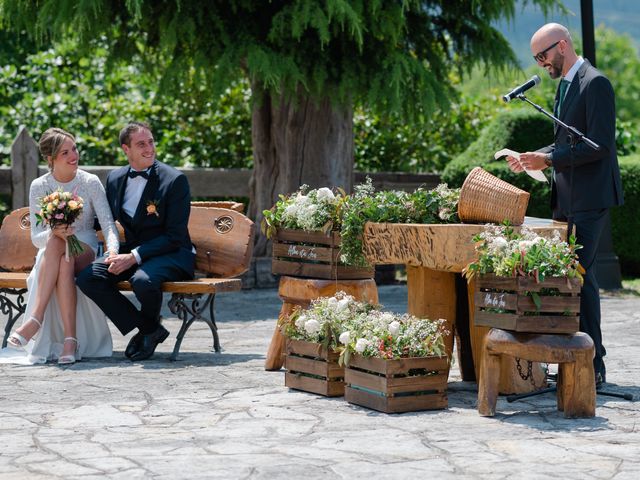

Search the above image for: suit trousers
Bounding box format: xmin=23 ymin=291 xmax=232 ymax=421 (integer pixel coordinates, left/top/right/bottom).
xmin=562 ymin=208 xmax=609 ymax=377
xmin=77 ymin=251 xmax=193 ymax=335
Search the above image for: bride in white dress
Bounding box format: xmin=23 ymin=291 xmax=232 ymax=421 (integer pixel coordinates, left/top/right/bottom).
xmin=0 ymin=128 xmax=119 ymax=364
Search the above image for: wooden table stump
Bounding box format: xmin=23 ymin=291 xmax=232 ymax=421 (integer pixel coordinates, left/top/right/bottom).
xmin=264 ymin=276 xmax=379 ymax=371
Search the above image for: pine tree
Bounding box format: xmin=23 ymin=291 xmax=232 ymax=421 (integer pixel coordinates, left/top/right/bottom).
xmin=0 ymin=0 xmax=563 ymax=254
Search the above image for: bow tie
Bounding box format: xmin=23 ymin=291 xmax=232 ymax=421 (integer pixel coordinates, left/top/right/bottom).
xmin=128 ymin=169 xmax=150 ymax=180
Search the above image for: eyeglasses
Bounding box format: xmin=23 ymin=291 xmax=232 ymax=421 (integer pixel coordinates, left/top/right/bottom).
xmin=533 ymin=41 xmax=560 ymax=63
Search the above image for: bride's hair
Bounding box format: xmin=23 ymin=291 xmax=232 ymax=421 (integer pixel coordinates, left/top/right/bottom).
xmin=39 ymin=128 xmax=75 ymax=170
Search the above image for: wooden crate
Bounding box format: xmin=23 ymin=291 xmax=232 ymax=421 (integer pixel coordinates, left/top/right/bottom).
xmin=474 ymin=275 xmax=581 ymax=334
xmin=344 ymin=354 xmax=449 ymax=413
xmin=284 ymin=339 xmax=345 ymax=397
xmin=272 ymin=228 xmax=374 ymax=280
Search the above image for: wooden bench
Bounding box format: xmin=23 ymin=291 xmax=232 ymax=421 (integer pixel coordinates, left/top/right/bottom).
xmin=0 ymin=205 xmax=254 ymax=360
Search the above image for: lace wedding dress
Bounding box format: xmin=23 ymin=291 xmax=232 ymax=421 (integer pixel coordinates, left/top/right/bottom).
xmin=0 ymin=169 xmax=120 ymax=364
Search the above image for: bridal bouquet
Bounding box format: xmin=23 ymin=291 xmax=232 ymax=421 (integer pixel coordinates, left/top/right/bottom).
xmin=35 ymin=189 xmax=85 ymax=258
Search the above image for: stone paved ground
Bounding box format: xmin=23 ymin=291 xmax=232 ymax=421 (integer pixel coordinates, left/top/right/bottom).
xmin=1 ymin=285 xmax=639 ymax=479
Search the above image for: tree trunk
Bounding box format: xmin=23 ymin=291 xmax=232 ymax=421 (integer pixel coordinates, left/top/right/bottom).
xmin=249 ymin=86 xmax=354 ymax=257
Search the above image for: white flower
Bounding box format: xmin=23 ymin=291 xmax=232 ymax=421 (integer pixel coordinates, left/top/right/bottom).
xmin=388 ymin=321 xmax=401 ymax=336
xmin=304 ymin=319 xmax=321 ymax=335
xmin=284 ymin=204 xmax=298 ymax=217
xmin=336 ymin=298 xmax=350 ymax=312
xmin=339 ymin=331 xmax=351 ymax=345
xmin=327 ymin=297 xmax=339 ymax=309
xmin=316 ymin=187 xmax=335 ymax=203
xmin=355 ymin=338 xmax=369 ymax=353
xmin=295 ymin=314 xmax=307 ymax=330
xmin=380 ymin=313 xmax=395 ymax=324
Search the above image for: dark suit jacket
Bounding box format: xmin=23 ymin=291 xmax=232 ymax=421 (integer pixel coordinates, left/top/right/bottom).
xmin=106 ymin=160 xmax=194 ymax=273
xmin=543 ymin=60 xmax=624 ymax=216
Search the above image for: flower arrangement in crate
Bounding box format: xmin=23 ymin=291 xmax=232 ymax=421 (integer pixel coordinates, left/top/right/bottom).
xmin=464 ymin=222 xmax=584 ymax=334
xmin=262 ymin=186 xmax=374 ymax=279
xmin=337 ymin=307 xmax=451 ymax=413
xmin=281 ymin=291 xmax=378 ymax=397
xmin=262 ymin=180 xmax=461 ymax=278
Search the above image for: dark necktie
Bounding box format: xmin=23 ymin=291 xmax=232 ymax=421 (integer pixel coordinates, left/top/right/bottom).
xmin=556 ymin=78 xmax=570 ymax=116
xmin=128 ymin=169 xmax=150 ymax=180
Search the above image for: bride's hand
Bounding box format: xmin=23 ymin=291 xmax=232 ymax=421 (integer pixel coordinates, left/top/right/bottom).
xmin=51 ymin=224 xmax=75 ymax=239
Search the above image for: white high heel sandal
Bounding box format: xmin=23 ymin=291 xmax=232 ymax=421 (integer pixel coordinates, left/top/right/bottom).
xmin=7 ymin=316 xmax=42 ymax=350
xmin=58 ymin=337 xmax=79 ymax=365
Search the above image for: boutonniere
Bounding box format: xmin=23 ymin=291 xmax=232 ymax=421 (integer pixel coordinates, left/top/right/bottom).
xmin=146 ymin=199 xmax=160 ymax=217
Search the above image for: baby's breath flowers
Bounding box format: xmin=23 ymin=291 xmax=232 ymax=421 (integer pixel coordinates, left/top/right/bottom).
xmin=281 ymin=292 xmax=450 ymax=366
xmin=463 ymin=222 xmax=583 ymax=283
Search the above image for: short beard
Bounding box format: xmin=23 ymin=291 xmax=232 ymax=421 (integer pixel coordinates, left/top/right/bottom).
xmin=546 ymin=53 xmax=564 ymax=79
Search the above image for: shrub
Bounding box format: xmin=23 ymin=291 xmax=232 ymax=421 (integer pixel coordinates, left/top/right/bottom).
xmin=612 ymin=155 xmax=640 ymax=274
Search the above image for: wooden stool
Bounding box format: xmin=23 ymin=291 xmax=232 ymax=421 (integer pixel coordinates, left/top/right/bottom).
xmin=478 ymin=329 xmax=596 ymax=418
xmin=264 ymin=276 xmax=378 ymax=371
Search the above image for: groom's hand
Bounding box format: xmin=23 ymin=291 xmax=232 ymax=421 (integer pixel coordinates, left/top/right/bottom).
xmin=105 ymin=253 xmax=137 ymax=275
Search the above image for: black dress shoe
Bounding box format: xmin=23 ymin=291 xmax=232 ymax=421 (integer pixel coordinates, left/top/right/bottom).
xmin=125 ymin=332 xmax=142 ymax=359
xmin=129 ymin=325 xmax=170 ymax=361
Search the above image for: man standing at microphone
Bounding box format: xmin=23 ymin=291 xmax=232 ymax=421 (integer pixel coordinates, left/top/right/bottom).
xmin=507 ymin=23 xmax=623 ymax=386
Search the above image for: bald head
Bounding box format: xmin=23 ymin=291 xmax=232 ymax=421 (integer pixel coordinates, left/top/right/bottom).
xmin=530 ymin=23 xmax=578 ymax=78
xmin=531 ymin=23 xmax=573 ymax=50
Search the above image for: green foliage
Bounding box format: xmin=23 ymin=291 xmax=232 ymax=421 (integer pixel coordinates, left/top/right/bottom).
xmin=353 ymin=96 xmax=495 ymax=173
xmin=0 ymin=0 xmax=564 ymax=121
xmin=464 ymin=222 xmax=583 ymax=283
xmin=340 ymin=181 xmax=460 ymax=266
xmin=611 ymin=155 xmax=640 ymax=274
xmin=0 ymin=37 xmax=252 ymax=167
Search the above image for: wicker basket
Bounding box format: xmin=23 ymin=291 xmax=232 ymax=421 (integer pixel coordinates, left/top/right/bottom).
xmin=457 ymin=167 xmax=529 ymax=225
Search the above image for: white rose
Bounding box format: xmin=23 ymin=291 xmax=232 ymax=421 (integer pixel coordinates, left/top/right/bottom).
xmin=388 ymin=321 xmax=400 ymax=336
xmin=380 ymin=313 xmax=395 ymax=324
xmin=336 ymin=298 xmax=350 ymax=312
xmin=355 ymin=338 xmax=368 ymax=353
xmin=304 ymin=319 xmax=321 ymax=335
xmin=327 ymin=297 xmax=339 ymax=309
xmin=284 ymin=204 xmax=298 ymax=217
xmin=339 ymin=331 xmax=351 ymax=345
xmin=294 ymin=314 xmax=307 ymax=330
xmin=316 ymin=187 xmax=335 ymax=202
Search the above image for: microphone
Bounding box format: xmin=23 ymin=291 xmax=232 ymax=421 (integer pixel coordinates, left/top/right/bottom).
xmin=502 ymin=75 xmax=541 ymax=102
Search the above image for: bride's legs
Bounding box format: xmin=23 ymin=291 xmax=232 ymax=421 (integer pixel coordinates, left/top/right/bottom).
xmin=57 ymin=243 xmax=95 ymax=358
xmin=13 ymin=234 xmax=67 ymax=342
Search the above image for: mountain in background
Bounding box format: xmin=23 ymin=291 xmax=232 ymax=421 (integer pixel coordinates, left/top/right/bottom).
xmin=498 ymin=0 xmax=640 ymax=67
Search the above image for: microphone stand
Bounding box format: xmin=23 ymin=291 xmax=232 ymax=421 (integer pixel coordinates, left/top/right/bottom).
xmin=504 ymin=94 xmax=633 ymax=403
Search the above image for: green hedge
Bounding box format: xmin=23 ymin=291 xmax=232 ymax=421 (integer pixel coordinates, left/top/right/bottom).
xmin=612 ymin=155 xmax=640 ymax=273
xmin=442 ymin=109 xmax=640 ymax=274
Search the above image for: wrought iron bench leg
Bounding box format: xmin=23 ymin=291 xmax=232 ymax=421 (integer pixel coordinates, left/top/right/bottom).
xmin=167 ymin=292 xmax=219 ymax=360
xmin=1 ymin=288 xmax=28 ymax=348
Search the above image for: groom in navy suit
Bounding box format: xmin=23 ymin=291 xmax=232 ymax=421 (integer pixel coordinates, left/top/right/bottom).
xmin=508 ymin=23 xmax=624 ymax=385
xmin=77 ymin=121 xmax=195 ymax=361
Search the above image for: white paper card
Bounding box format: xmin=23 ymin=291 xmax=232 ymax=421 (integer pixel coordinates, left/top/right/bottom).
xmin=494 ymin=148 xmax=548 ymax=183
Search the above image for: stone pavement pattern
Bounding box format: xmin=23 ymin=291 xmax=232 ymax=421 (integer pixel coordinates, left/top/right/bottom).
xmin=1 ymin=285 xmax=639 ymax=479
